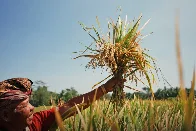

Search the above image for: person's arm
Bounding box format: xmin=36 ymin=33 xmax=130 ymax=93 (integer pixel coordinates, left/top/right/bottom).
xmin=58 ymin=77 xmax=122 ymax=117
xmin=28 ymin=77 xmax=123 ymax=130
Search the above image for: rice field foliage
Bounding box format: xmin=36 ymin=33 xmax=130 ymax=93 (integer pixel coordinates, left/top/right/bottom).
xmin=48 ymin=99 xmax=196 ymax=131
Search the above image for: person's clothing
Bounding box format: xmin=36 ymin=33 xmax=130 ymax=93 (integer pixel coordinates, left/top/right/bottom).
xmin=29 ymin=108 xmax=55 ymax=131
xmin=0 ymin=108 xmax=56 ymax=131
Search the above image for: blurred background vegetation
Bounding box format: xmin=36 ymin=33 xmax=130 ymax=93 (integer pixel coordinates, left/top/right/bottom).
xmin=30 ymin=80 xmax=195 ymax=107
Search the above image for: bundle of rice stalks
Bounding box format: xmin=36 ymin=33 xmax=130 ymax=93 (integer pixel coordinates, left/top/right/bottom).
xmin=74 ymin=14 xmax=156 ymax=111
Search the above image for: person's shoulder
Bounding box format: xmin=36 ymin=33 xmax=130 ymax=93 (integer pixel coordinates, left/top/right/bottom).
xmin=33 ymin=108 xmax=56 ymax=115
xmin=32 ymin=107 xmax=56 ymax=121
xmin=30 ymin=107 xmax=56 ymax=131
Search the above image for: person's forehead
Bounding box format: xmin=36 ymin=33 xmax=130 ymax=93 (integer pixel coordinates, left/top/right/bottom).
xmin=18 ymin=97 xmax=29 ymax=105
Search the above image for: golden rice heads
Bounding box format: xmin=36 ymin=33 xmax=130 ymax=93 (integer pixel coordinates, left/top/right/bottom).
xmin=86 ymin=38 xmax=151 ymax=78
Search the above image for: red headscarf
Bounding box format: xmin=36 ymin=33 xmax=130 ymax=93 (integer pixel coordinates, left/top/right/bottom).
xmin=0 ymin=78 xmax=33 ymax=110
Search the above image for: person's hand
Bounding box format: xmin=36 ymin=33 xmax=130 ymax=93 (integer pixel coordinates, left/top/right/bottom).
xmin=103 ymin=77 xmax=126 ymax=92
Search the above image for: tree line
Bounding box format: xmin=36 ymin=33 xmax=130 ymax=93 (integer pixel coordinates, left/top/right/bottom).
xmin=30 ymin=80 xmax=195 ymax=107
xmin=126 ymin=86 xmax=196 ymax=100
xmin=30 ymin=80 xmax=79 ymax=107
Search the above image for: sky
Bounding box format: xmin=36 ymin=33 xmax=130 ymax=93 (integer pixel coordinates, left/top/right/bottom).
xmin=0 ymin=0 xmax=195 ymax=94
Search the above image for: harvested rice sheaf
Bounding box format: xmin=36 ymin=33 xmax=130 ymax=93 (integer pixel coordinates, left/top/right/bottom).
xmin=74 ymin=14 xmax=156 ymax=110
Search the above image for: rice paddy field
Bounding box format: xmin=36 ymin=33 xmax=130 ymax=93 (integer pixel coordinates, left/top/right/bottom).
xmin=35 ymin=98 xmax=196 ymax=131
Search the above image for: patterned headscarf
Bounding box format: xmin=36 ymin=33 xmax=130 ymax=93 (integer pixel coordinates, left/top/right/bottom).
xmin=0 ymin=78 xmax=33 ymax=110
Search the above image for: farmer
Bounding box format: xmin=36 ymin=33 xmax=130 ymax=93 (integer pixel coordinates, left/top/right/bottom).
xmin=0 ymin=77 xmax=124 ymax=131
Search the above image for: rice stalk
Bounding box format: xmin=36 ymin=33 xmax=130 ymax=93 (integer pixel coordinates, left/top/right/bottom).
xmin=175 ymin=11 xmax=195 ymax=131
xmin=74 ymin=13 xmax=156 ymax=112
